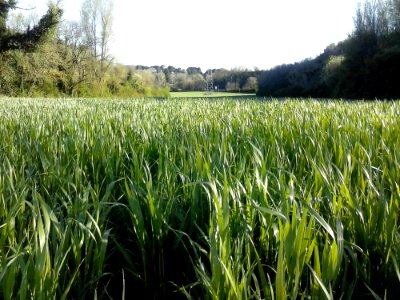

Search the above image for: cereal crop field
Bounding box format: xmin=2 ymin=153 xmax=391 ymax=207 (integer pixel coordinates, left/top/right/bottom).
xmin=0 ymin=98 xmax=399 ymax=299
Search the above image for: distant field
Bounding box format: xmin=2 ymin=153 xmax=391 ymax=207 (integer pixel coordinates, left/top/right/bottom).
xmin=170 ymin=91 xmax=256 ymax=98
xmin=0 ymin=97 xmax=399 ymax=299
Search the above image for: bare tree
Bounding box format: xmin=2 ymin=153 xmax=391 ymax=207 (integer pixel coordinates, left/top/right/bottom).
xmin=80 ymin=0 xmax=113 ymax=79
xmin=57 ymin=20 xmax=93 ymax=95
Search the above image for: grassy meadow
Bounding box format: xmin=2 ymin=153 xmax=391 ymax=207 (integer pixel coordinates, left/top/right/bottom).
xmin=0 ymin=97 xmax=399 ymax=299
xmin=170 ymin=91 xmax=256 ymax=98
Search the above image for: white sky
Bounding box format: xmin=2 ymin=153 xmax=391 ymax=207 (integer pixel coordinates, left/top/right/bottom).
xmin=17 ymin=0 xmax=364 ymax=71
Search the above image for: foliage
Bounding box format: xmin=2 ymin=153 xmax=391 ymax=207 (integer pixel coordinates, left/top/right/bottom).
xmin=170 ymin=91 xmax=256 ymax=98
xmin=135 ymin=65 xmax=260 ymax=93
xmin=0 ymin=1 xmax=61 ymax=53
xmin=0 ymin=2 xmax=258 ymax=98
xmin=335 ymin=0 xmax=400 ymax=99
xmin=257 ymin=0 xmax=400 ymax=99
xmin=257 ymin=52 xmax=334 ymax=98
xmin=0 ymin=1 xmax=170 ymax=98
xmin=0 ymin=98 xmax=399 ymax=299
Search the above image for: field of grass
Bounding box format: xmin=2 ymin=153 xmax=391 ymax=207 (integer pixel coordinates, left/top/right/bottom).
xmin=170 ymin=91 xmax=256 ymax=98
xmin=0 ymin=97 xmax=399 ymax=299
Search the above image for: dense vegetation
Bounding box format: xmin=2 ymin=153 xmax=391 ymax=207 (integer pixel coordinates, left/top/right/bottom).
xmin=2 ymin=0 xmax=400 ymax=99
xmin=0 ymin=98 xmax=399 ymax=299
xmin=257 ymin=0 xmax=400 ymax=99
xmin=135 ymin=65 xmax=259 ymax=93
xmin=0 ymin=1 xmax=257 ymax=98
xmin=0 ymin=0 xmax=61 ymax=53
xmin=0 ymin=0 xmax=169 ymax=98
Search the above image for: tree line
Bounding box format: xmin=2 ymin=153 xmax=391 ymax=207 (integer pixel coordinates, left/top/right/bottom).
xmin=0 ymin=0 xmax=260 ymax=98
xmin=133 ymin=65 xmax=260 ymax=93
xmin=257 ymin=0 xmax=400 ymax=99
xmin=0 ymin=0 xmax=169 ymax=97
xmin=4 ymin=0 xmax=396 ymax=99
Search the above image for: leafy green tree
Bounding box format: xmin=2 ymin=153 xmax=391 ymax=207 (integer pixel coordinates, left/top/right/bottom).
xmin=257 ymin=0 xmax=400 ymax=99
xmin=0 ymin=1 xmax=61 ymax=53
xmin=337 ymin=0 xmax=400 ymax=98
xmin=243 ymin=76 xmax=258 ymax=92
xmin=186 ymin=67 xmax=202 ymax=75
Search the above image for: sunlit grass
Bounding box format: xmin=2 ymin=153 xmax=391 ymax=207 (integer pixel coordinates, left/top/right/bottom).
xmin=169 ymin=91 xmax=256 ymax=98
xmin=0 ymin=97 xmax=399 ymax=299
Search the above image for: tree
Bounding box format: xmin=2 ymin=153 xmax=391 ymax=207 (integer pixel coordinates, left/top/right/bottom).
xmin=336 ymin=0 xmax=400 ymax=98
xmin=56 ymin=21 xmax=94 ymax=95
xmin=186 ymin=67 xmax=202 ymax=75
xmin=256 ymin=0 xmax=400 ymax=99
xmin=390 ymin=0 xmax=400 ymax=31
xmin=81 ymin=0 xmax=113 ymax=79
xmin=0 ymin=1 xmax=61 ymax=53
xmin=243 ymin=76 xmax=258 ymax=92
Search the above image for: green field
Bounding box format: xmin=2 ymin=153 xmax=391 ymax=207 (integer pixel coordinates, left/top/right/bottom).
xmin=170 ymin=91 xmax=256 ymax=98
xmin=0 ymin=98 xmax=399 ymax=299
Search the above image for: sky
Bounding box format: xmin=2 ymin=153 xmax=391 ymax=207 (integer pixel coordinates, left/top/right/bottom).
xmin=17 ymin=0 xmax=365 ymax=71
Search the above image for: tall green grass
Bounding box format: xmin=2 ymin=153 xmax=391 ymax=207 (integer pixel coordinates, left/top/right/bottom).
xmin=0 ymin=98 xmax=399 ymax=299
